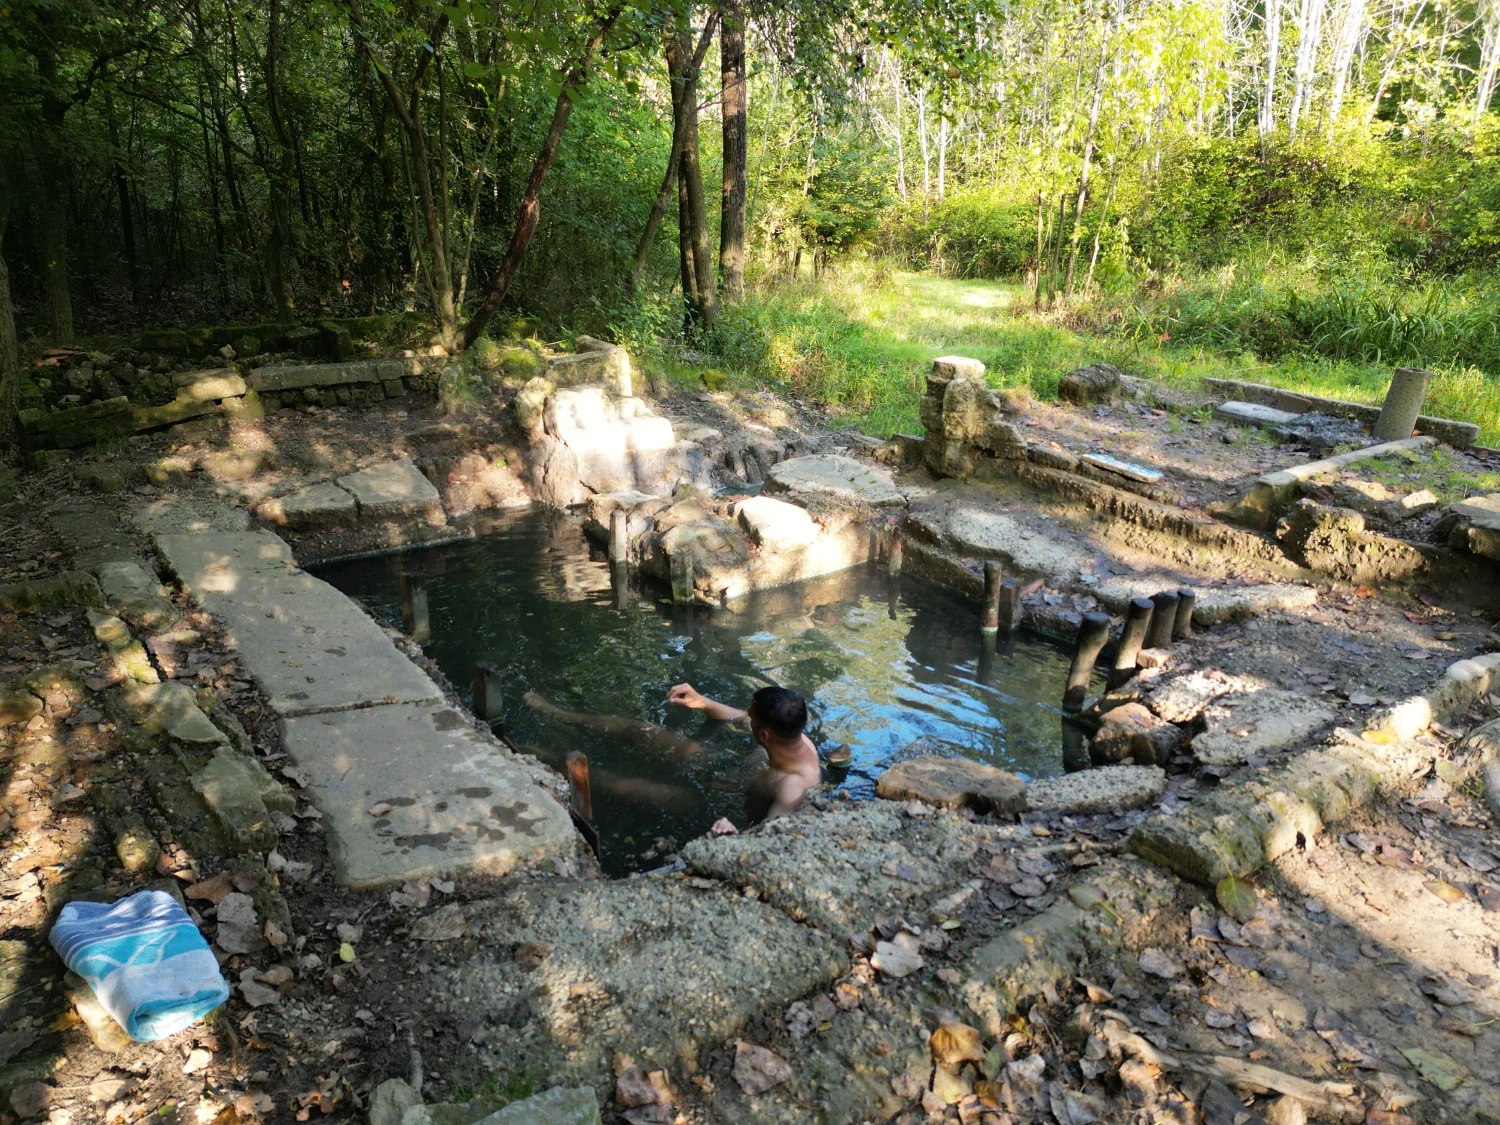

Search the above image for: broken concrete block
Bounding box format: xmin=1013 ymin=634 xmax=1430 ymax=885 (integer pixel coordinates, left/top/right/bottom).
xmin=1090 ymin=703 xmax=1183 ymax=765
xmin=1057 ymin=364 xmax=1121 ymax=404
xmin=733 ymin=496 xmax=820 ymax=551
xmin=336 ymin=458 xmax=445 ymax=524
xmin=256 ymin=482 xmax=358 ymax=530
xmin=875 ymin=755 xmax=1025 ymax=814
xmin=1192 ymin=690 xmax=1336 ymax=767
xmin=191 ymin=746 xmax=279 ymax=853
xmin=87 ymin=609 xmax=160 ymax=685
xmin=1214 ymin=401 xmax=1300 ymax=427
xmin=1025 ymin=765 xmax=1166 ymax=815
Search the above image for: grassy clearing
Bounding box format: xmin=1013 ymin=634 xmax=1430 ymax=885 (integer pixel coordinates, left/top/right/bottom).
xmin=697 ymin=265 xmax=1500 ymax=444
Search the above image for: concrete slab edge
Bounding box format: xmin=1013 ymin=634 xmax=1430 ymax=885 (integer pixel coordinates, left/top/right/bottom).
xmin=1127 ymin=654 xmax=1500 ymax=889
xmin=1201 ymin=376 xmax=1479 ymax=449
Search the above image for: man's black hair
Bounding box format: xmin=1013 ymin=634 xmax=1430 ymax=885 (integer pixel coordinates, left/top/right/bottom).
xmin=749 ymin=686 xmax=807 ymax=741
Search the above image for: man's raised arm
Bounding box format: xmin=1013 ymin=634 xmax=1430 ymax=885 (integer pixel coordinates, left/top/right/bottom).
xmin=667 ymin=683 xmax=748 ymax=724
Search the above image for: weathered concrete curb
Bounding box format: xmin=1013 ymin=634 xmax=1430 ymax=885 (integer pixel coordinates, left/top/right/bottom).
xmin=1213 ymin=436 xmax=1435 ymax=531
xmin=1365 ymin=652 xmax=1500 ymax=740
xmin=1202 ymin=376 xmax=1479 ymax=449
xmin=1130 ymin=652 xmax=1500 ymax=886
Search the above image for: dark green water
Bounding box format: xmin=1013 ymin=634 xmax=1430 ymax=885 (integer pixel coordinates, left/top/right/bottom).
xmin=313 ymin=508 xmax=1080 ymax=875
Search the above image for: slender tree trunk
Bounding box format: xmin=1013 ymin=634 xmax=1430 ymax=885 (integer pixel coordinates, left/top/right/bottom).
xmin=1259 ymin=0 xmax=1282 ymax=137
xmin=263 ymin=0 xmax=297 ymax=320
xmin=1368 ymin=0 xmax=1427 ymax=123
xmin=349 ymin=1 xmax=458 ymax=347
xmin=1287 ymin=0 xmax=1328 ymax=138
xmin=891 ymin=54 xmax=907 ymax=199
xmin=463 ymin=10 xmax=620 ymax=346
xmin=1066 ymin=35 xmax=1109 ymax=297
xmin=1085 ymin=153 xmax=1121 ymax=294
xmin=1325 ymin=0 xmax=1369 ymax=132
xmin=667 ymin=23 xmax=717 ymax=333
xmin=1476 ymin=0 xmax=1500 ymax=126
xmin=718 ymin=0 xmax=747 ymax=300
xmin=936 ymin=110 xmax=949 ymax=200
xmin=35 ymin=45 xmax=74 ymax=343
xmin=917 ymin=88 xmax=931 ymax=206
xmin=1033 ymin=191 xmax=1046 ymax=309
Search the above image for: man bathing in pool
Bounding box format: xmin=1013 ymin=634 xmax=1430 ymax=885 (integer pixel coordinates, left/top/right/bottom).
xmin=522 ymin=683 xmax=820 ymax=830
xmin=666 ymin=683 xmax=821 ymax=829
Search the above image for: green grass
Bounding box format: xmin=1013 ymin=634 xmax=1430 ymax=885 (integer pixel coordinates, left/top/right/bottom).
xmin=709 ymin=265 xmax=1500 ymax=443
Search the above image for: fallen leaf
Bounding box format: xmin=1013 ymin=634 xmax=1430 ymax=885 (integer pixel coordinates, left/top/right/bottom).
xmin=1355 ymin=585 xmax=1378 ymax=598
xmin=1425 ymin=880 xmax=1466 ymax=905
xmin=409 ymin=903 xmax=467 ymax=942
xmin=338 ymin=942 xmax=356 ymax=963
xmin=1227 ymin=722 xmax=1257 ymax=736
xmin=1401 ymin=1046 xmax=1465 ymax=1090
xmin=366 ymin=803 xmax=391 ymax=817
xmin=870 ymin=933 xmax=924 ymax=978
xmin=1363 ymin=728 xmax=1398 ymax=745
xmin=1216 ymin=876 xmax=1259 ymax=923
xmin=185 ymin=873 xmax=233 ymax=903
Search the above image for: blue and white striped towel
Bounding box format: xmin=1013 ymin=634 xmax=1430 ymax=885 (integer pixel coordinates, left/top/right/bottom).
xmin=50 ymin=890 xmax=229 ymax=1041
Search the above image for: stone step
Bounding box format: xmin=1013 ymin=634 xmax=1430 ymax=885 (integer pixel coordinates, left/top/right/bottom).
xmin=278 ymin=703 xmax=576 ymax=889
xmin=153 ymin=530 xmax=442 ymax=717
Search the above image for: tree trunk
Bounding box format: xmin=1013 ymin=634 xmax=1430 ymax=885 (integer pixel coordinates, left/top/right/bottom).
xmin=1325 ymin=0 xmax=1369 ymax=132
xmin=1479 ymin=0 xmax=1500 ymax=127
xmin=263 ymin=0 xmax=297 ymax=321
xmin=1287 ymin=0 xmax=1328 ymax=138
xmin=35 ymin=45 xmax=74 ymax=344
xmin=462 ymin=11 xmax=619 ymax=346
xmin=1065 ymin=35 xmax=1109 ymax=297
xmin=666 ymin=24 xmax=717 ymax=334
xmin=1259 ymin=0 xmax=1282 ymax=137
xmin=1033 ymin=191 xmax=1046 ymax=310
xmin=718 ymin=0 xmax=747 ymax=300
xmin=633 ymin=14 xmax=717 ymax=295
xmin=349 ymin=1 xmax=457 ymax=347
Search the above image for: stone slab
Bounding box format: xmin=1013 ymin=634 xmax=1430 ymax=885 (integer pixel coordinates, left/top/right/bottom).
xmin=1214 ymin=401 xmax=1301 ymax=427
xmin=875 ymin=756 xmax=1026 ymax=813
xmin=733 ymin=495 xmax=820 ymax=551
xmin=1146 ymin=669 xmax=1260 ymax=724
xmin=764 ymin=454 xmax=905 ymax=509
xmin=544 ymin=346 xmax=632 ymax=398
xmin=1025 ymin=766 xmax=1165 ymax=815
xmin=174 ymin=372 xmax=247 ymax=402
xmin=248 ymin=358 xmax=418 ymax=394
xmin=129 ymin=497 xmax=252 ymax=537
xmin=279 ymin=703 xmax=576 ymax=889
xmin=1202 ymin=376 xmax=1480 ymax=449
xmin=257 ymin=483 xmax=359 ymax=530
xmin=917 ymin=505 xmax=1095 ymax=580
xmin=431 ymin=877 xmax=845 ymax=1089
xmin=1192 ymin=689 xmax=1337 ymax=766
xmin=93 ymin=559 xmax=178 ymax=630
xmin=1216 ymin=436 xmax=1435 ymax=529
xmin=1092 ymin=577 xmax=1318 ymax=625
xmin=335 ymin=458 xmax=444 ymax=523
xmin=682 ymin=800 xmax=1006 ymax=932
xmin=474 ymin=1087 xmax=600 ymax=1125
xmin=154 ymin=530 xmax=442 ymax=716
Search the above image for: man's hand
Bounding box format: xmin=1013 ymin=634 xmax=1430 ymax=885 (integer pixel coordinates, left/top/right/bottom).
xmin=667 ymin=683 xmax=707 ymax=709
xmin=709 ymin=817 xmax=738 ymax=836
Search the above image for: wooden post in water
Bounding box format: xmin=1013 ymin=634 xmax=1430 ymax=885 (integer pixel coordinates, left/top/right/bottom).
xmin=981 ymin=562 xmax=1003 ymax=633
xmin=564 ymin=751 xmax=593 ymax=821
xmin=1173 ymin=588 xmax=1196 ymax=641
xmin=670 ymin=551 xmax=695 ymax=605
xmin=1108 ymin=597 xmax=1155 ymax=689
xmin=888 ymin=529 xmax=903 ymax=577
xmin=400 ymin=574 xmax=430 ymax=644
xmin=1146 ymin=590 xmax=1179 ymax=650
xmin=1063 ymin=612 xmax=1112 ymax=713
xmin=472 ymin=662 xmax=502 ymax=722
xmin=998 ymin=578 xmax=1023 ymax=631
xmin=609 ymin=509 xmax=629 ymax=565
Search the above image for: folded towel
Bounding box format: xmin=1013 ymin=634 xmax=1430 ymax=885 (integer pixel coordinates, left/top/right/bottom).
xmin=50 ymin=890 xmax=229 ymax=1042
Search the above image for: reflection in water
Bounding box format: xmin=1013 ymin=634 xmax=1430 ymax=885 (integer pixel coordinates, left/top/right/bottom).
xmin=314 ymin=508 xmax=1084 ymax=875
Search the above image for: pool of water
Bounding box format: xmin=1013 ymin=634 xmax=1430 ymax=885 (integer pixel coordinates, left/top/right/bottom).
xmin=313 ymin=508 xmax=1086 ymax=875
